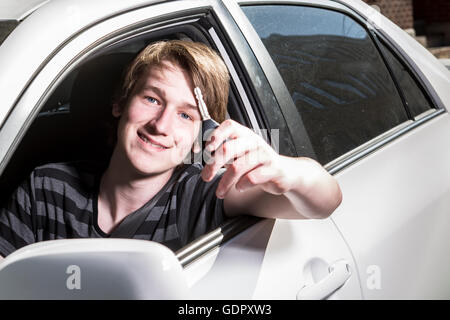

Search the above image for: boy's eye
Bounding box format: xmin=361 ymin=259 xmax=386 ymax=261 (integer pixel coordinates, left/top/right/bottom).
xmin=145 ymin=96 xmax=158 ymax=104
xmin=180 ymin=112 xmax=192 ymax=120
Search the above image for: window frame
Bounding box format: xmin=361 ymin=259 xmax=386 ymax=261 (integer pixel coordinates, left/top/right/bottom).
xmin=231 ymin=0 xmax=446 ymax=173
xmin=371 ymin=31 xmax=438 ymax=119
xmin=0 ymin=0 xmax=280 ymax=267
xmin=332 ymin=0 xmax=446 ymax=113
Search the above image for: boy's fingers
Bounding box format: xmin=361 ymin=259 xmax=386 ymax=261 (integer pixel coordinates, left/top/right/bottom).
xmin=203 ymin=138 xmax=261 ymax=181
xmin=216 ymin=155 xmax=260 ymax=198
xmin=235 ymin=165 xmax=277 ymax=193
xmin=205 ymin=120 xmax=249 ymax=153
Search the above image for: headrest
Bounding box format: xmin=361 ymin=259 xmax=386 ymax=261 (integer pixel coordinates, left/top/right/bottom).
xmin=71 ymin=52 xmax=135 ymax=121
xmin=69 ymin=53 xmax=135 ymax=161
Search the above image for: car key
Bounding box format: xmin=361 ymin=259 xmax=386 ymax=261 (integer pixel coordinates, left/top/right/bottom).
xmin=194 ymin=87 xmax=224 ymax=164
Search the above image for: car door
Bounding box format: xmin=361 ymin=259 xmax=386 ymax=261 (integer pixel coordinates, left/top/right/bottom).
xmin=180 ymin=0 xmax=362 ymax=300
xmin=0 ymin=0 xmax=360 ymax=299
xmin=229 ymin=0 xmax=450 ymax=299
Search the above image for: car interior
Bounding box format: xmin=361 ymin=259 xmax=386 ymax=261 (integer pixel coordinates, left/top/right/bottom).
xmin=0 ymin=21 xmax=250 ymax=210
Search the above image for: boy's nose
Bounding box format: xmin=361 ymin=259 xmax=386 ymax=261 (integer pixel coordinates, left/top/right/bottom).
xmin=148 ymin=106 xmax=174 ymax=135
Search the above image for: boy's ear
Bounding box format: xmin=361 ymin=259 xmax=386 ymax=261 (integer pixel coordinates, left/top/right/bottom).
xmin=112 ymin=102 xmax=123 ymax=118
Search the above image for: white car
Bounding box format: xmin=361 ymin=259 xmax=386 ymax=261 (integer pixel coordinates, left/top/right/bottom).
xmin=0 ymin=0 xmax=450 ymax=300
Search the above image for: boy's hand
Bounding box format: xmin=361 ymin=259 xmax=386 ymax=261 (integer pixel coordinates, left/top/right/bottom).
xmin=201 ymin=119 xmax=295 ymax=199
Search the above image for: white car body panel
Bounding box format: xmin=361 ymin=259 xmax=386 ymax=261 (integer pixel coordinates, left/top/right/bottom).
xmin=0 ymin=0 xmax=450 ymax=299
xmin=333 ymin=112 xmax=450 ymax=299
xmin=0 ymin=0 xmax=50 ymax=20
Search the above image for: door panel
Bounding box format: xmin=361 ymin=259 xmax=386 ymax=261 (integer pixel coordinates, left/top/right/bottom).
xmin=185 ymin=218 xmax=362 ymax=299
xmin=181 ymin=0 xmax=361 ymax=299
xmin=332 ymin=112 xmax=450 ymax=298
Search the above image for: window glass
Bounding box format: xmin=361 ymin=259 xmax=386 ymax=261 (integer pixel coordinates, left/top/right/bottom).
xmin=0 ymin=20 xmax=19 ymax=46
xmin=242 ymin=5 xmax=409 ymax=164
xmin=378 ymin=41 xmax=432 ymax=117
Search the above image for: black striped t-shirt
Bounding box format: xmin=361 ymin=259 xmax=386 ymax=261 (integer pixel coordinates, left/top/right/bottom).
xmin=0 ymin=161 xmax=226 ymax=257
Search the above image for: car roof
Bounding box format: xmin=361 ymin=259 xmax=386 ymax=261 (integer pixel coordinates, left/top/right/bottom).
xmin=0 ymin=0 xmax=50 ymax=21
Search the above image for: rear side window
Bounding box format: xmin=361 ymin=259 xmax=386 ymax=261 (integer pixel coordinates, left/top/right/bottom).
xmin=378 ymin=41 xmax=433 ymax=117
xmin=242 ymin=5 xmax=409 ymax=165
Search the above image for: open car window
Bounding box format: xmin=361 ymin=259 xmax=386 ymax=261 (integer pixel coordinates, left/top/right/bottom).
xmin=0 ymin=5 xmax=265 ymax=258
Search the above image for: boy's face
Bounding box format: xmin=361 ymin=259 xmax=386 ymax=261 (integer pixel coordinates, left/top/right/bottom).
xmin=113 ymin=59 xmax=202 ymax=176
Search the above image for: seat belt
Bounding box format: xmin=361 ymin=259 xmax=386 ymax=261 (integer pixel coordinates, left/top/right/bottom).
xmin=109 ymin=166 xmax=185 ymax=238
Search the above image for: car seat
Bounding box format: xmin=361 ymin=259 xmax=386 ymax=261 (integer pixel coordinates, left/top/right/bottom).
xmin=0 ymin=52 xmax=135 ymax=204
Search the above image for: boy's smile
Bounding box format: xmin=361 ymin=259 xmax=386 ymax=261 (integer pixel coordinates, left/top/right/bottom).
xmin=137 ymin=130 xmax=170 ymax=151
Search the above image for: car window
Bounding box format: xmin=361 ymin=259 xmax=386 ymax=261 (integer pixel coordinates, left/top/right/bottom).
xmin=0 ymin=16 xmax=257 ymax=254
xmin=241 ymin=5 xmax=409 ymax=165
xmin=0 ymin=20 xmax=19 ymax=46
xmin=377 ymin=40 xmax=433 ymax=118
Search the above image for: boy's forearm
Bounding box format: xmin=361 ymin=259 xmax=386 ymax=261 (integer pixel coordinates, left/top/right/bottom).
xmin=283 ymin=157 xmax=342 ymax=219
xmin=223 ymin=156 xmax=342 ymax=220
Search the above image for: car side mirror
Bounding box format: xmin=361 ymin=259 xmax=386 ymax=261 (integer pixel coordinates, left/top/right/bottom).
xmin=0 ymin=239 xmax=190 ymax=299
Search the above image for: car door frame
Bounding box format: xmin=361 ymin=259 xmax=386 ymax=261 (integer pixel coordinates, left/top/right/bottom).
xmin=180 ymin=0 xmax=364 ymax=299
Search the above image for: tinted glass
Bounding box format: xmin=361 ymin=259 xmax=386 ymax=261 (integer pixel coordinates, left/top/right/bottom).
xmin=242 ymin=5 xmax=408 ymax=164
xmin=0 ymin=20 xmax=19 ymax=46
xmin=378 ymin=41 xmax=432 ymax=117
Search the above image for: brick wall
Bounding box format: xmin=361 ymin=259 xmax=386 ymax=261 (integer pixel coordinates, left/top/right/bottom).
xmin=363 ymin=0 xmax=414 ymax=29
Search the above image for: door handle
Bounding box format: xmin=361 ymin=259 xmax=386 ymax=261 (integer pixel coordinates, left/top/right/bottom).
xmin=296 ymin=260 xmax=351 ymax=300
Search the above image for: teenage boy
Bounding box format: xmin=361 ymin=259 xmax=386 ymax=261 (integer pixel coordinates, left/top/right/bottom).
xmin=0 ymin=40 xmax=342 ymax=260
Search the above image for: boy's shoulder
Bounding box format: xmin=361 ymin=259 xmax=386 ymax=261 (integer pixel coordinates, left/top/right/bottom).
xmin=34 ymin=161 xmax=107 ymax=175
xmin=32 ymin=161 xmax=106 ymax=191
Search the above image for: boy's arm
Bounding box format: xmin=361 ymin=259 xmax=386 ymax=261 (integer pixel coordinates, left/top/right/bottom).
xmin=222 ymin=156 xmax=342 ymax=219
xmin=201 ymin=120 xmax=342 ymax=220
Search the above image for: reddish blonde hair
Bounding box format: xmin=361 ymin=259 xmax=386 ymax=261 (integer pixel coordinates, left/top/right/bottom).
xmin=115 ymin=40 xmax=230 ymax=123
